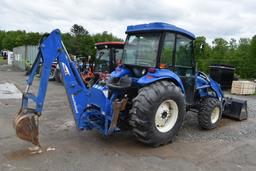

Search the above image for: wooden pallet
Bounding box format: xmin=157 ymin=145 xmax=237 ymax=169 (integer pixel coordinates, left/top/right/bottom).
xmin=231 ymin=81 xmax=256 ymax=95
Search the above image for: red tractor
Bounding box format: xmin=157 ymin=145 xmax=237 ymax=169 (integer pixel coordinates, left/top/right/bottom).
xmin=81 ymin=42 xmax=124 ymax=84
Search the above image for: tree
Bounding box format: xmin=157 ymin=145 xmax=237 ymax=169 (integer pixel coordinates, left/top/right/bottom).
xmin=194 ymin=36 xmax=211 ymax=72
xmin=234 ymin=38 xmax=251 ymax=78
xmin=229 ymin=38 xmax=237 ymax=50
xmin=24 ymin=32 xmax=41 ymax=45
xmin=211 ymin=38 xmax=229 ymax=64
xmin=0 ymin=31 xmax=6 ymax=50
xmin=247 ymin=35 xmax=256 ymax=78
xmin=70 ymin=24 xmax=89 ymax=37
xmin=1 ymin=25 xmax=254 ymax=79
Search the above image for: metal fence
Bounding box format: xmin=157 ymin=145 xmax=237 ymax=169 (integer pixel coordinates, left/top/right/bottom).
xmin=13 ymin=45 xmax=38 ymax=71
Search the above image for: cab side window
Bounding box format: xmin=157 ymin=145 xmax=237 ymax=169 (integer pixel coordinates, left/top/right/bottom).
xmin=160 ymin=33 xmax=175 ymax=67
xmin=175 ymin=34 xmax=193 ymax=67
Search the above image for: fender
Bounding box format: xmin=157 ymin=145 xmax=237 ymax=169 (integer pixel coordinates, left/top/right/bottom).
xmin=137 ymin=68 xmax=185 ymax=94
xmin=110 ymin=65 xmax=132 ymax=78
xmin=196 ymin=72 xmax=224 ymax=100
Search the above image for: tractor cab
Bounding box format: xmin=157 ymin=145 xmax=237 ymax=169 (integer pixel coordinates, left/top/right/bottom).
xmin=110 ymin=22 xmax=196 ymax=104
xmin=94 ymin=42 xmax=124 ymax=73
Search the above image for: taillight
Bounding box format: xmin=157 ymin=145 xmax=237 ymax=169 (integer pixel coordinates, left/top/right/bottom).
xmin=148 ymin=67 xmax=156 ymax=73
xmin=159 ymin=63 xmax=167 ymax=69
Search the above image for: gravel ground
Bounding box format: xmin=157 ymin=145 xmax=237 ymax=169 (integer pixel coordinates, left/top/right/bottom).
xmin=0 ymin=65 xmax=256 ymax=171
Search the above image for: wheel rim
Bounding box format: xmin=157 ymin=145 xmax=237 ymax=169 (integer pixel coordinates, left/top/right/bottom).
xmin=155 ymin=99 xmax=179 ymax=133
xmin=211 ymin=107 xmax=220 ymax=124
xmin=49 ymin=69 xmax=54 ymax=79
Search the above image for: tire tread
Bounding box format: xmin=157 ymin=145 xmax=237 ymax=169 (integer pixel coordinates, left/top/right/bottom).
xmin=129 ymin=80 xmax=186 ymax=146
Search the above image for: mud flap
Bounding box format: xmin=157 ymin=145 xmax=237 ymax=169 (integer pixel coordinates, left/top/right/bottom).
xmin=223 ymin=97 xmax=248 ymax=121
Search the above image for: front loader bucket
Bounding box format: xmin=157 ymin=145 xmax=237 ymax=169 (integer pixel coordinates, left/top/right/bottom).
xmin=223 ymin=97 xmax=248 ymax=121
xmin=13 ymin=108 xmax=40 ymax=146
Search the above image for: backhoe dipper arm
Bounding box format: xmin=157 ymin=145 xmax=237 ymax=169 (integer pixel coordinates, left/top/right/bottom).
xmin=21 ymin=29 xmax=111 ymax=129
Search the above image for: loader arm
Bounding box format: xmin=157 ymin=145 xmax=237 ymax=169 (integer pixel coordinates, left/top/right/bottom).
xmin=15 ymin=30 xmax=121 ymax=146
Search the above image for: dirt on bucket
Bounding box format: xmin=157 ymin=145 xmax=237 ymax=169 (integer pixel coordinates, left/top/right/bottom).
xmin=13 ymin=109 xmax=40 ymax=146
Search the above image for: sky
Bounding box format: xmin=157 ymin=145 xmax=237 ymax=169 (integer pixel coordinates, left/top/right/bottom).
xmin=0 ymin=0 xmax=256 ymax=41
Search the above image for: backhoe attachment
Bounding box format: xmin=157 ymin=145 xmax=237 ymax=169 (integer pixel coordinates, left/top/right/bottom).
xmin=14 ymin=29 xmax=122 ymax=146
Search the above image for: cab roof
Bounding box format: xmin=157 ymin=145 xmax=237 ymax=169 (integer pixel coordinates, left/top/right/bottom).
xmin=126 ymin=22 xmax=195 ymax=39
xmin=95 ymin=42 xmax=124 ymax=46
xmin=95 ymin=42 xmax=124 ymax=50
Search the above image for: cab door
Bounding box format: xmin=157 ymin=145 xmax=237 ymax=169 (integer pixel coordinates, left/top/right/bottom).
xmin=174 ymin=34 xmax=196 ymax=105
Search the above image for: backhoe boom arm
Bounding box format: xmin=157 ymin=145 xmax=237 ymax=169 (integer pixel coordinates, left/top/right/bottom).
xmin=15 ymin=29 xmax=119 ymax=145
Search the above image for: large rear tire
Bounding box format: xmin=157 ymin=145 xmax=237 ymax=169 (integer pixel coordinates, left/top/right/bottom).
xmin=198 ymin=97 xmax=222 ymax=130
xmin=129 ymin=81 xmax=186 ymax=147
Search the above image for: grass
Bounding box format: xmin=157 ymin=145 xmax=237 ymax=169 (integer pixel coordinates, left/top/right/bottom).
xmin=0 ymin=56 xmax=3 ymax=64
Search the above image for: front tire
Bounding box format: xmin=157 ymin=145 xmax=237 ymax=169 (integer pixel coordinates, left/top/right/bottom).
xmin=198 ymin=97 xmax=222 ymax=130
xmin=129 ymin=81 xmax=186 ymax=147
xmin=49 ymin=68 xmax=56 ymax=81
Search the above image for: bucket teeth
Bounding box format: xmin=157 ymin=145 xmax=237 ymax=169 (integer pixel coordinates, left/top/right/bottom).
xmin=14 ymin=109 xmax=40 ymax=146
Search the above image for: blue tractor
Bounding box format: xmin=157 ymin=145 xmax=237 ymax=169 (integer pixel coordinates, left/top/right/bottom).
xmin=14 ymin=22 xmax=247 ymax=147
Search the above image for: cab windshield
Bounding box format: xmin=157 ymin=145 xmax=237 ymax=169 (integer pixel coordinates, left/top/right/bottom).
xmin=123 ymin=33 xmax=160 ymax=67
xmin=94 ymin=48 xmax=110 ymax=72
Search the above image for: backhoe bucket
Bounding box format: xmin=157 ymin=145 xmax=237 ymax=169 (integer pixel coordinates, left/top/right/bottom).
xmin=13 ymin=108 xmax=40 ymax=146
xmin=223 ymin=97 xmax=248 ymax=121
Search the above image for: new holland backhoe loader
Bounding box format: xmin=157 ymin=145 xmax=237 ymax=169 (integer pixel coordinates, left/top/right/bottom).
xmin=14 ymin=23 xmax=247 ymax=147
